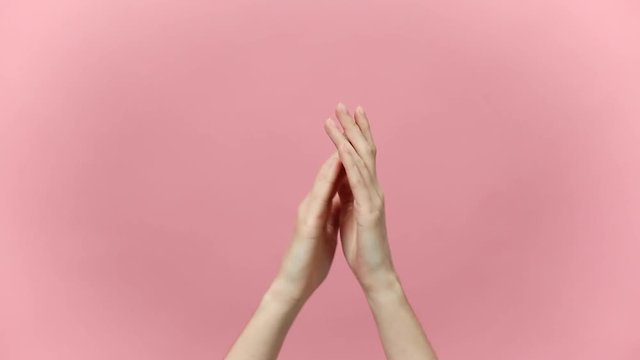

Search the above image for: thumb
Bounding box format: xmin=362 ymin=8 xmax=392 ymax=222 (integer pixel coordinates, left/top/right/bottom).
xmin=327 ymin=194 xmax=341 ymax=236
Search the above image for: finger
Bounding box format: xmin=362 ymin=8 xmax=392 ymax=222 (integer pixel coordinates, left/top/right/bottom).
xmin=324 ymin=118 xmax=373 ymax=208
xmin=335 ymin=103 xmax=376 ymax=173
xmin=354 ymin=105 xmax=376 ymax=175
xmin=306 ymin=152 xmax=342 ymax=217
xmin=324 ymin=117 xmax=371 ymax=187
xmin=354 ymin=106 xmax=374 ymax=145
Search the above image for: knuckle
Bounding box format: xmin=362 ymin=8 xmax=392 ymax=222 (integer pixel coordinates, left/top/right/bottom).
xmin=363 ymin=143 xmax=375 ymax=154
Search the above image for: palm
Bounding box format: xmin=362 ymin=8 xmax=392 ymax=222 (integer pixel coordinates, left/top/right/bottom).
xmin=289 ymin=210 xmax=340 ymax=290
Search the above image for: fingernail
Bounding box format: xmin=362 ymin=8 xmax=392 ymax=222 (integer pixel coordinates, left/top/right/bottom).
xmin=337 ymin=102 xmax=347 ymax=112
xmin=356 ymin=106 xmax=365 ymax=115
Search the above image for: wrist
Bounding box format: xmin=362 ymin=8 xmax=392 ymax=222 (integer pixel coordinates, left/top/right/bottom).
xmin=361 ymin=269 xmax=404 ymax=301
xmin=263 ymin=277 xmax=309 ymax=310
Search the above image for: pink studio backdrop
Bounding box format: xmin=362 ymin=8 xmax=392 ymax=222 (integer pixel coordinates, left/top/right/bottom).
xmin=1 ymin=1 xmax=639 ymax=359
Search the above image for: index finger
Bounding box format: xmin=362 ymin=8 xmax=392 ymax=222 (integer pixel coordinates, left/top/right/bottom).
xmin=304 ymin=152 xmax=342 ymax=216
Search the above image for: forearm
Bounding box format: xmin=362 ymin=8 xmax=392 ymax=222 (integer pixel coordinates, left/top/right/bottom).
xmin=225 ymin=279 xmax=305 ymax=360
xmin=365 ymin=271 xmax=437 ymax=360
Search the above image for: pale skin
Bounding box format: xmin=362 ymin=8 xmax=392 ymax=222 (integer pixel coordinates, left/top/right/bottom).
xmin=225 ymin=103 xmax=437 ymax=360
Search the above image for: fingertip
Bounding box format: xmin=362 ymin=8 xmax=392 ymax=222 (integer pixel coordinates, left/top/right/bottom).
xmin=336 ymin=102 xmax=352 ymax=119
xmin=325 ymin=117 xmax=336 ymax=128
xmin=323 ymin=118 xmax=332 ymax=133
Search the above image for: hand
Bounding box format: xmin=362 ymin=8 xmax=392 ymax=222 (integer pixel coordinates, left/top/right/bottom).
xmin=271 ymin=152 xmax=344 ymax=304
xmin=324 ymin=103 xmax=397 ymax=293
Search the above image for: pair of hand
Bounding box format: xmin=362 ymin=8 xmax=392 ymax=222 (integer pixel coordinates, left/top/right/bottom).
xmin=227 ymin=103 xmax=436 ymax=360
xmin=272 ymin=103 xmax=396 ymax=305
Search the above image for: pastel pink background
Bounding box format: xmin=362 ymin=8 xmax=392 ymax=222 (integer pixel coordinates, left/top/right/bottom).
xmin=1 ymin=0 xmax=639 ymax=359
